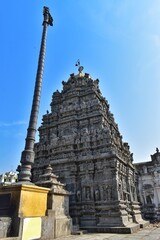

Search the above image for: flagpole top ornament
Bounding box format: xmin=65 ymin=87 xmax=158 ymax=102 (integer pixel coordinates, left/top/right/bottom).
xmin=43 ymin=6 xmax=53 ymax=26
xmin=75 ymin=59 xmax=84 ymax=74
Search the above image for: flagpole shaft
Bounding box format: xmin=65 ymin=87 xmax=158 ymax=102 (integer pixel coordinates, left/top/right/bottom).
xmin=18 ymin=7 xmax=53 ymax=183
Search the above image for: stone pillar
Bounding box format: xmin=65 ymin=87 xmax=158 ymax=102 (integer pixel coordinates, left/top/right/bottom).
xmin=18 ymin=7 xmax=53 ymax=183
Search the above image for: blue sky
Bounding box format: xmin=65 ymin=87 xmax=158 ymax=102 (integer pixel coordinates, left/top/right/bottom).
xmin=0 ymin=0 xmax=160 ymax=173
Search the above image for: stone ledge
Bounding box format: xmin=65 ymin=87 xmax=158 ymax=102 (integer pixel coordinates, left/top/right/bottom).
xmin=81 ymin=223 xmax=140 ymax=234
xmin=0 ymin=238 xmax=19 ymax=240
xmin=139 ymin=220 xmax=150 ymax=228
xmin=71 ymin=230 xmax=88 ymax=235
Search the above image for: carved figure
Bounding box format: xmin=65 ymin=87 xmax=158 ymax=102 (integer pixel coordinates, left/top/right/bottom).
xmin=118 ymin=183 xmax=123 ymax=200
xmin=76 ymin=190 xmax=81 ymax=202
xmin=107 ymin=187 xmax=112 ymax=201
xmin=86 ymin=187 xmax=91 ymax=200
xmin=95 ymin=189 xmax=100 ymax=201
xmin=146 ymin=195 xmax=152 ymax=204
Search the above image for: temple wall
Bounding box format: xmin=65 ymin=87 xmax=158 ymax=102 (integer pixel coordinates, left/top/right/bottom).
xmin=135 ymin=149 xmax=160 ymax=221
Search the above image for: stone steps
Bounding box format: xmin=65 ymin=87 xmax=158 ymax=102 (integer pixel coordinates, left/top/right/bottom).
xmin=72 ymin=230 xmax=88 ymax=235
xmin=80 ymin=223 xmax=141 ymax=234
xmin=0 ymin=238 xmax=19 ymax=240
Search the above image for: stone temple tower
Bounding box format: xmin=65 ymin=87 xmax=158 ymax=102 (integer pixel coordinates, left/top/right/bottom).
xmin=32 ymin=65 xmax=145 ymax=232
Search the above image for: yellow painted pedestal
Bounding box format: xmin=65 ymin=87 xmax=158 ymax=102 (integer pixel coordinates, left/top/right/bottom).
xmin=0 ymin=184 xmax=49 ymax=217
xmin=0 ymin=184 xmax=49 ymax=238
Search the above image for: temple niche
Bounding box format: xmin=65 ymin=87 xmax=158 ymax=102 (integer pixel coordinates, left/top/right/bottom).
xmin=135 ymin=148 xmax=160 ymax=222
xmin=32 ymin=67 xmax=145 ymax=232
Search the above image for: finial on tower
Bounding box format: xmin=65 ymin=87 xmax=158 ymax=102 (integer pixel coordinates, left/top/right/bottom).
xmin=43 ymin=6 xmax=53 ymax=26
xmin=75 ymin=59 xmax=84 ymax=74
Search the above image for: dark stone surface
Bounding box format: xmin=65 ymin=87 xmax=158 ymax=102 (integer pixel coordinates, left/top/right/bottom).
xmin=0 ymin=193 xmax=11 ymax=209
xmin=0 ymin=193 xmax=11 ymax=216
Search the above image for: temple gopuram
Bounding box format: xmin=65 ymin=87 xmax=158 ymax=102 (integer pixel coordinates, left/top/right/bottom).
xmin=32 ymin=65 xmax=146 ymax=232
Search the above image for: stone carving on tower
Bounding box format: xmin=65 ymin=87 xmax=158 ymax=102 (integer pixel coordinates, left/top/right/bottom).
xmin=32 ymin=64 xmax=146 ymax=231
